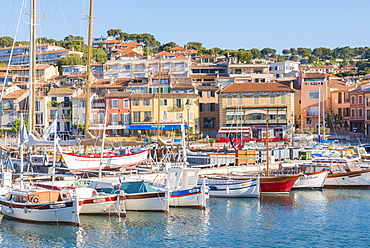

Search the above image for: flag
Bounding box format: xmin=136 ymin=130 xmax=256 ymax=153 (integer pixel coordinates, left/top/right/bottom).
xmin=42 ymin=118 xmax=57 ymax=140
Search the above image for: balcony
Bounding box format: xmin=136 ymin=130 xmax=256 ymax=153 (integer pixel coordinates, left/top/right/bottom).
xmin=62 ymin=114 xmax=71 ymax=120
xmin=226 ymin=119 xmax=288 ymax=125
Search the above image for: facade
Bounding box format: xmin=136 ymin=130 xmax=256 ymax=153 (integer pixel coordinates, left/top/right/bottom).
xmin=228 ymin=63 xmax=273 ymax=83
xmin=269 ymin=61 xmax=299 ymax=78
xmin=0 ymin=87 xmax=28 ymax=130
xmin=219 ymin=82 xmax=295 ymax=139
xmin=348 ymin=87 xmax=366 ymax=133
xmin=105 ymin=91 xmax=132 ymax=137
xmin=197 ymin=86 xmax=219 ymax=137
xmin=130 ymin=93 xmax=199 ymax=136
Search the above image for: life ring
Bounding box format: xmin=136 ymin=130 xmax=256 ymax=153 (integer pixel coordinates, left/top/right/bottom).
xmin=31 ymin=197 xmax=39 ymax=204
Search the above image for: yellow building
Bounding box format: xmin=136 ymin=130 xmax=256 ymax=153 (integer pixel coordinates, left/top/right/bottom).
xmin=130 ymin=93 xmax=199 ymax=136
xmin=219 ymin=81 xmax=295 ymax=139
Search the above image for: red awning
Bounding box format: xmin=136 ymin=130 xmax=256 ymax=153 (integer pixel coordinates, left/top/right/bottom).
xmin=218 ymin=127 xmax=251 ymax=134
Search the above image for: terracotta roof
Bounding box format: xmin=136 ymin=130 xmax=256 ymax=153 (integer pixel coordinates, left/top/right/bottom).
xmin=124 ymin=41 xmax=142 ymax=47
xmin=132 ymin=93 xmax=199 ymax=99
xmin=197 ymin=54 xmax=216 ymax=58
xmin=73 ymin=93 xmax=87 ymax=99
xmin=156 ymin=51 xmax=175 ymax=56
xmin=2 ymin=89 xmax=28 ymax=99
xmin=170 ymin=46 xmax=186 ymax=51
xmin=48 ymin=88 xmax=76 ymax=95
xmin=67 ymin=74 xmax=87 ymax=78
xmin=303 ymin=72 xmax=326 ymax=78
xmin=104 ymin=39 xmax=122 ymax=44
xmin=221 ymin=82 xmax=295 ymax=93
xmin=105 ymin=91 xmax=132 ymax=98
xmin=91 ymin=78 xmax=131 ymax=88
xmin=119 ymin=51 xmax=145 ymax=57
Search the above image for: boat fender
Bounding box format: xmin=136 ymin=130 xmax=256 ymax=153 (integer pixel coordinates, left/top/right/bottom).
xmin=6 ymin=208 xmax=13 ymax=214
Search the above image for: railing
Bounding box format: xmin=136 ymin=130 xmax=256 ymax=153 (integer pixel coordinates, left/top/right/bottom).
xmin=226 ymin=119 xmax=288 ymax=125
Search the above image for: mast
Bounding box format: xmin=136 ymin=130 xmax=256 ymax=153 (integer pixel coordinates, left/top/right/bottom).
xmin=157 ymin=56 xmax=162 ymax=141
xmin=29 ymin=0 xmax=37 ymax=134
xmin=266 ymin=120 xmax=269 ymax=177
xmin=318 ymin=85 xmax=321 ymax=139
xmin=84 ymin=0 xmax=94 ymax=134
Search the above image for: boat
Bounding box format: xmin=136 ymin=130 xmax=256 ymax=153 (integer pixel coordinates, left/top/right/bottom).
xmin=59 ymin=147 xmax=149 ymax=171
xmin=197 ymin=177 xmax=259 ymax=198
xmin=278 ymin=163 xmax=330 ymax=189
xmin=311 ymin=158 xmax=370 ymax=188
xmin=86 ymin=179 xmax=169 ymax=212
xmin=0 ymin=188 xmax=81 ymax=225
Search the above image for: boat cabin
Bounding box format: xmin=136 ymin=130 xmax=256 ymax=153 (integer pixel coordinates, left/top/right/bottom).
xmin=8 ymin=190 xmax=63 ymax=204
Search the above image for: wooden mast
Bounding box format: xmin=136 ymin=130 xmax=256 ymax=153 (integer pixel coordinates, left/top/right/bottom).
xmin=266 ymin=120 xmax=270 ymax=177
xmin=29 ymin=0 xmax=37 ymax=134
xmin=84 ymin=0 xmax=94 ymax=135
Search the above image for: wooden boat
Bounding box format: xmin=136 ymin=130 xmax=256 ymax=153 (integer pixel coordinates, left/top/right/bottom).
xmin=197 ymin=177 xmax=259 ymax=198
xmin=59 ymin=148 xmax=149 ymax=171
xmin=278 ymin=163 xmax=330 ymax=189
xmin=311 ymin=158 xmax=370 ymax=188
xmin=87 ymin=179 xmax=169 ymax=212
xmin=0 ymin=189 xmax=81 ymax=225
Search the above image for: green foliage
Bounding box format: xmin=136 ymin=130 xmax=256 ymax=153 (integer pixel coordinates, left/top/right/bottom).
xmin=107 ymin=29 xmax=122 ymax=37
xmin=0 ymin=36 xmax=14 ymax=47
xmin=56 ymin=54 xmax=85 ymax=75
xmin=250 ymin=48 xmax=262 ymax=59
xmin=297 ymin=47 xmax=312 ymax=57
xmin=303 ymin=127 xmax=314 ymax=134
xmin=91 ymin=48 xmax=107 ymax=62
xmin=261 ymin=47 xmax=276 ymax=56
xmin=48 ymin=100 xmax=61 ymax=107
xmin=185 ymin=42 xmax=203 ymax=51
xmin=160 ymin=42 xmax=178 ymax=51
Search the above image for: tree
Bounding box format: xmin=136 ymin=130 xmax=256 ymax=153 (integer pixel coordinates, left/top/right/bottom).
xmin=282 ymin=49 xmax=291 ymax=55
xmin=206 ymin=47 xmax=224 ymax=56
xmin=0 ymin=36 xmax=14 ymax=47
xmin=250 ymin=48 xmax=262 ymax=59
xmin=107 ymin=29 xmax=122 ymax=38
xmin=290 ymin=55 xmax=299 ymax=61
xmin=56 ymin=54 xmax=85 ymax=74
xmin=237 ymin=50 xmax=253 ymax=63
xmin=261 ymin=47 xmax=276 ymax=56
xmin=297 ymin=47 xmax=312 ymax=57
xmin=277 ymin=55 xmax=286 ymax=62
xmin=91 ymin=48 xmax=107 ymax=62
xmin=290 ymin=48 xmax=297 ymax=55
xmin=185 ymin=42 xmax=203 ymax=51
xmin=160 ymin=42 xmax=178 ymax=51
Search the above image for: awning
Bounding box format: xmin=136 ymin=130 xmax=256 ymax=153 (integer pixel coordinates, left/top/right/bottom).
xmin=218 ymin=127 xmax=251 ymax=134
xmin=130 ymin=124 xmax=188 ymax=130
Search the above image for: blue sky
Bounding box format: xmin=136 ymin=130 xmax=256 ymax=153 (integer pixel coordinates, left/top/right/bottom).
xmin=2 ymin=0 xmax=370 ymax=53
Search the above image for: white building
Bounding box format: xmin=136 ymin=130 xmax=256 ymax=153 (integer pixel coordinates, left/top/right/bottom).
xmin=269 ymin=61 xmax=300 ymax=78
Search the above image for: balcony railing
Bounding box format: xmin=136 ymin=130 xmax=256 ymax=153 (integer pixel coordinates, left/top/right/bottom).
xmin=226 ymin=119 xmax=288 ymax=125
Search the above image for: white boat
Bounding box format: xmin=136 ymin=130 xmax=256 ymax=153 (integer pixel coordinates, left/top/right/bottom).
xmin=87 ymin=179 xmax=169 ymax=212
xmin=59 ymin=148 xmax=149 ymax=171
xmin=197 ymin=177 xmax=259 ymax=198
xmin=311 ymin=158 xmax=370 ymax=188
xmin=0 ymin=189 xmax=81 ymax=225
xmin=280 ymin=163 xmax=330 ymax=189
xmin=163 ymin=168 xmax=208 ymax=208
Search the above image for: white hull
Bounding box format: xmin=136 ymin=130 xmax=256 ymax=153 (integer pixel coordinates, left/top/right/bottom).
xmin=169 ymin=186 xmax=208 ymax=208
xmin=198 ymin=178 xmax=259 ymax=198
xmin=80 ymin=195 xmax=126 ymax=216
xmin=124 ymin=192 xmax=169 ymax=212
xmin=325 ymin=171 xmax=370 ymax=187
xmin=61 ymin=150 xmax=149 ymax=170
xmin=293 ymin=170 xmax=329 ymax=189
xmin=0 ymin=200 xmax=80 ymax=225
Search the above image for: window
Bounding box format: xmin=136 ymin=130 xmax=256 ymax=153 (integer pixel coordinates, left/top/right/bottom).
xmin=124 ymin=99 xmax=129 ymax=108
xmin=162 ymin=111 xmax=167 ymax=121
xmin=110 ymin=113 xmax=119 ymax=125
xmin=51 ymin=97 xmax=57 ymax=101
xmin=144 ymin=99 xmax=150 ymax=106
xmin=254 ymin=95 xmax=259 ymax=104
xmin=143 ymin=111 xmax=151 ymax=122
xmin=175 ymin=99 xmax=182 ymax=109
xmin=176 ymin=112 xmax=182 ymax=120
xmin=133 ymin=100 xmax=139 ymax=106
xmin=122 ymin=113 xmax=130 ymax=124
xmin=204 ymin=118 xmax=215 ymax=128
xmin=133 ymin=112 xmax=140 ymax=122
xmin=237 ymin=95 xmax=243 ymax=105
xmin=359 ymin=95 xmax=363 ymax=104
xmin=270 ymin=95 xmax=276 ymax=104
xmin=161 ymin=99 xmax=168 ymax=106
xmin=359 ymin=109 xmax=363 ymax=118
xmin=338 ymin=92 xmax=342 ymax=103
xmin=367 ymin=98 xmax=369 ymax=107
xmin=80 ymin=100 xmax=85 ymax=108
xmin=306 ymin=118 xmax=312 ymax=125
xmin=281 ymin=94 xmax=286 ymax=104
xmin=351 ymin=96 xmax=355 ymax=104
xmin=338 ymin=108 xmax=342 ymax=116
xmin=110 ymin=99 xmax=119 ymax=109
xmin=200 ymin=103 xmax=204 ymax=112
xmin=227 ymin=96 xmax=232 ymax=105
xmin=367 ymin=110 xmax=370 ymax=120
xmin=351 ymin=109 xmax=355 ymax=117
xmin=210 ymin=103 xmax=216 ymax=111
xmin=309 ymin=91 xmax=319 ymax=99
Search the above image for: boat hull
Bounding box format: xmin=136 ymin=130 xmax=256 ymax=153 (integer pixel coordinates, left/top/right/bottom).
xmin=124 ymin=191 xmax=169 ymax=212
xmin=259 ymin=175 xmax=300 ymax=193
xmin=198 ymin=178 xmax=259 ymax=198
xmin=293 ymin=170 xmax=329 ymax=189
xmin=61 ymin=150 xmax=149 ymax=171
xmin=0 ymin=200 xmax=80 ymax=225
xmin=325 ymin=169 xmax=370 ymax=188
xmin=80 ymin=194 xmax=126 ymax=216
xmin=169 ymin=186 xmax=208 ymax=208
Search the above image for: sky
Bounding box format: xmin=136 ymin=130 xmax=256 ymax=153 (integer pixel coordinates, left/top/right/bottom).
xmin=1 ymin=0 xmax=370 ymax=53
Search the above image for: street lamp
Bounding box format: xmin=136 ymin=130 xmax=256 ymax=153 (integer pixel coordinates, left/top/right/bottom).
xmin=185 ymin=101 xmax=191 ymax=148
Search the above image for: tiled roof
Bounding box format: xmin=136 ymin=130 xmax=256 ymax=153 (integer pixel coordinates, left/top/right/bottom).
xmin=170 ymin=46 xmax=186 ymax=51
xmin=221 ymin=82 xmax=295 ymax=93
xmin=48 ymin=88 xmax=76 ymax=95
xmin=197 ymin=54 xmax=216 ymax=58
xmin=104 ymin=39 xmax=122 ymax=44
xmin=2 ymin=89 xmax=28 ymax=99
xmin=119 ymin=51 xmax=145 ymax=57
xmin=105 ymin=91 xmax=132 ymax=97
xmin=156 ymin=51 xmax=175 ymax=56
xmin=67 ymin=74 xmax=87 ymax=78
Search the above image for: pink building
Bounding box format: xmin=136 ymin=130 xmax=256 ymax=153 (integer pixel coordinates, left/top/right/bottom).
xmin=105 ymin=91 xmax=132 ymax=137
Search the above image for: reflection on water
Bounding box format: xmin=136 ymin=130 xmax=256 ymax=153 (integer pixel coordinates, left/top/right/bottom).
xmin=0 ymin=189 xmax=370 ymax=247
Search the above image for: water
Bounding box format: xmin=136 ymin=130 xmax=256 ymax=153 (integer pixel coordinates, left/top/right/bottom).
xmin=0 ymin=189 xmax=370 ymax=247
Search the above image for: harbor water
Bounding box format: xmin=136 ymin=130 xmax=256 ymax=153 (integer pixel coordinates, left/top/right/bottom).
xmin=0 ymin=189 xmax=369 ymax=247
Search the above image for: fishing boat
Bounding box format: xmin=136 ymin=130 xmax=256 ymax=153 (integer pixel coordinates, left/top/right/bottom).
xmin=86 ymin=179 xmax=170 ymax=212
xmin=0 ymin=188 xmax=81 ymax=225
xmin=197 ymin=177 xmax=259 ymax=198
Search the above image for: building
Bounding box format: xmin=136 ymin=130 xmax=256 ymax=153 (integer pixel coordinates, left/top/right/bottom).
xmin=269 ymin=61 xmax=300 ymax=78
xmin=105 ymin=91 xmax=132 ymax=137
xmin=219 ymin=82 xmax=295 ymax=139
